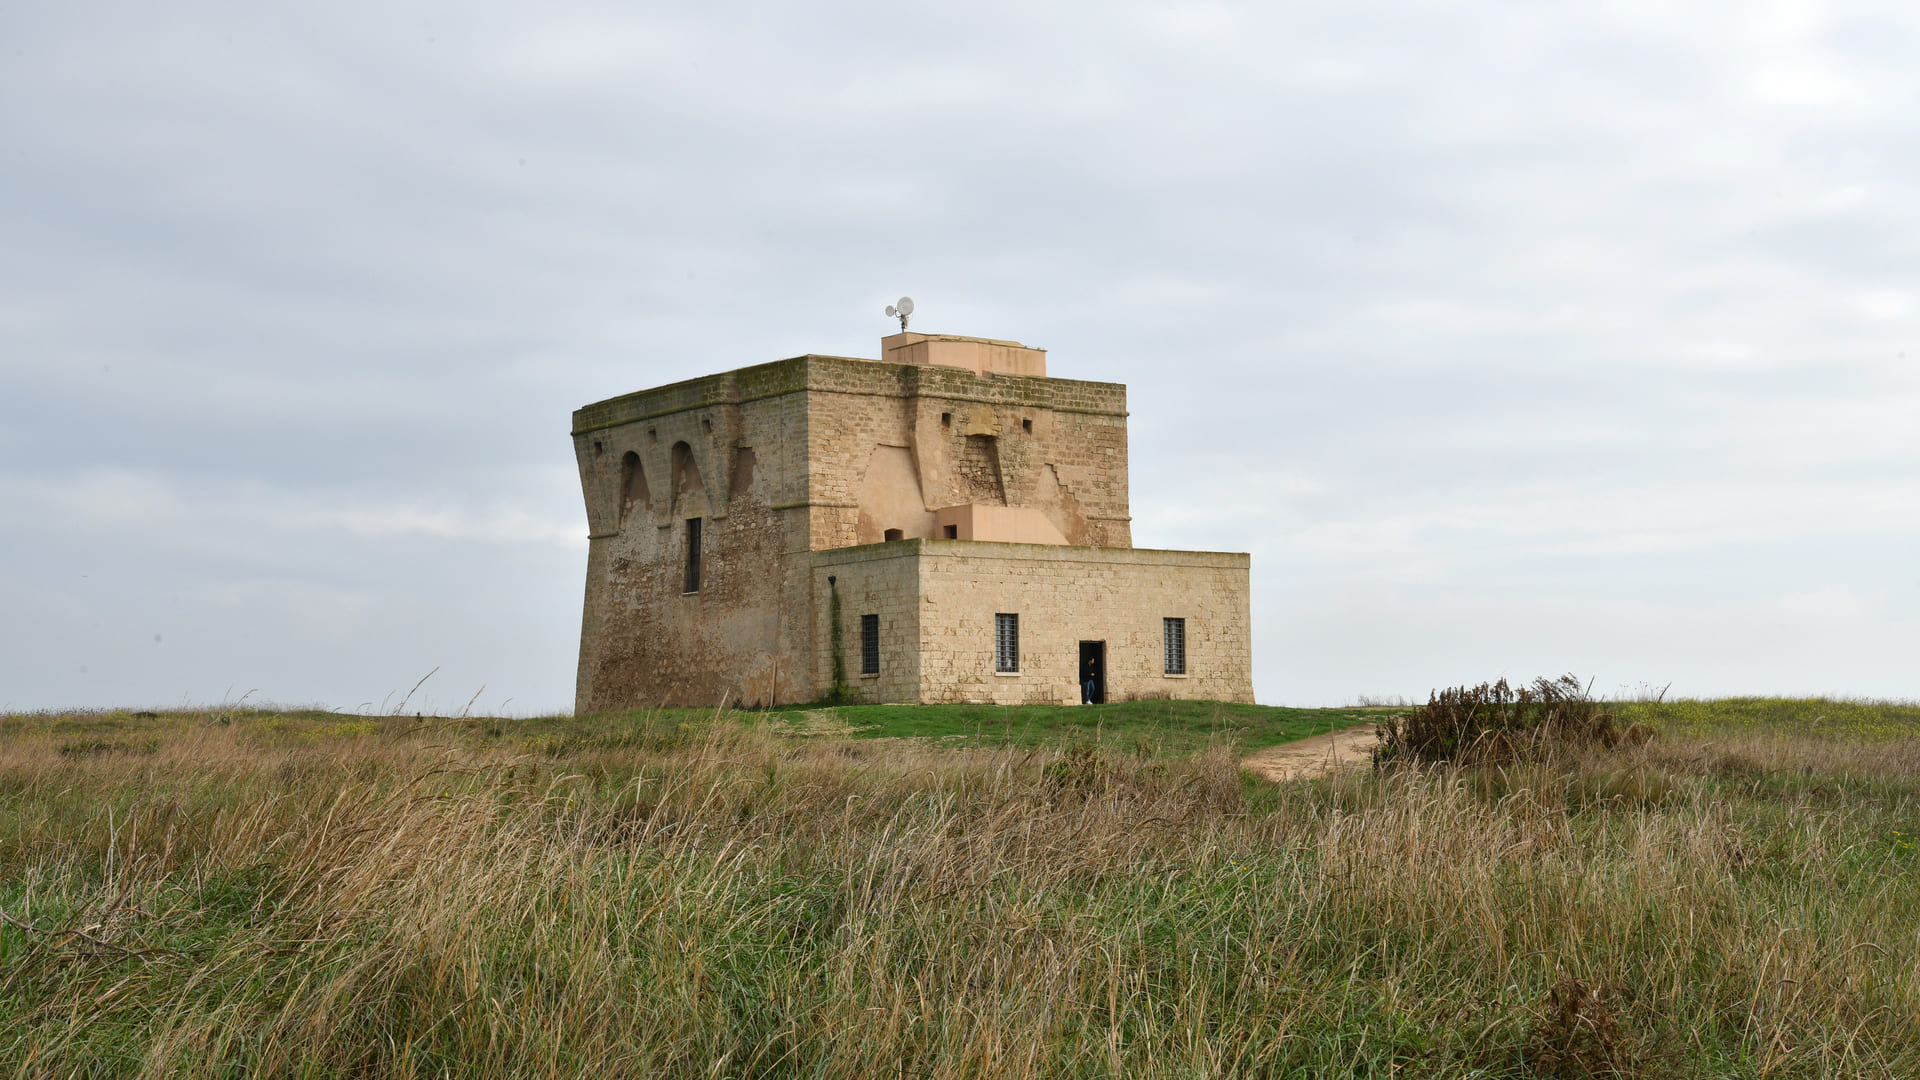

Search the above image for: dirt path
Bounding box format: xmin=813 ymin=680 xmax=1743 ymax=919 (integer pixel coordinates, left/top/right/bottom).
xmin=1241 ymin=724 xmax=1381 ymax=782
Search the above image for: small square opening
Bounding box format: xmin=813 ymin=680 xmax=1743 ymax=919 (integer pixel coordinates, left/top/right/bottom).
xmin=943 ymin=525 xmax=958 ymax=539
xmin=1021 ymin=418 xmax=1032 ymax=433
xmin=883 ymin=528 xmax=904 ymax=542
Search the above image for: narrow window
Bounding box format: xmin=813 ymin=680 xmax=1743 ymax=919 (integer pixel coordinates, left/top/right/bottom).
xmin=1021 ymin=418 xmax=1032 ymax=434
xmin=684 ymin=517 xmax=702 ymax=592
xmin=943 ymin=524 xmax=958 ymax=539
xmin=860 ymin=614 xmax=880 ymax=675
xmin=940 ymin=412 xmax=951 ymax=427
xmin=995 ymin=613 xmax=1019 ymax=673
xmin=1163 ymin=617 xmax=1186 ymax=675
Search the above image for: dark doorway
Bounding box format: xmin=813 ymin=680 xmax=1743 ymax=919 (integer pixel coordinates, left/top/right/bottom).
xmin=1078 ymin=641 xmax=1106 ymax=705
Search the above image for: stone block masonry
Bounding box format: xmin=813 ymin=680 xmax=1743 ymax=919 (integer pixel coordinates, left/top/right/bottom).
xmin=813 ymin=541 xmax=1252 ymax=705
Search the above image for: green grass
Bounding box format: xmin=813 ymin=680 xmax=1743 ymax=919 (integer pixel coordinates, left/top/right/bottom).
xmin=1614 ymin=695 xmax=1920 ymax=741
xmin=773 ymin=699 xmax=1381 ymax=751
xmin=2 ymin=697 xmax=1916 ymax=1077
xmin=0 ymin=700 xmax=1380 ymax=761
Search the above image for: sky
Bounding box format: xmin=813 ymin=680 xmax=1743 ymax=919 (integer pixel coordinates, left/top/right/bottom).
xmin=2 ymin=0 xmax=1916 ymax=713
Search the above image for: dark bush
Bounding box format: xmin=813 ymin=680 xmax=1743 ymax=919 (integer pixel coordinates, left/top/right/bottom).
xmin=1373 ymin=675 xmax=1635 ymax=768
xmin=1522 ymin=976 xmax=1653 ymax=1079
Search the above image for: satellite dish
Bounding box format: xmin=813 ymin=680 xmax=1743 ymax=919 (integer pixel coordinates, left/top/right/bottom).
xmin=885 ymin=296 xmax=915 ymax=330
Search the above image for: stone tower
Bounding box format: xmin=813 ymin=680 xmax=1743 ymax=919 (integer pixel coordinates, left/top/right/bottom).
xmin=570 ymin=332 xmax=1252 ymax=711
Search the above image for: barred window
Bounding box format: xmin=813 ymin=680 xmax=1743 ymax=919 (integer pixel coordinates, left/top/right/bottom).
xmin=995 ymin=613 xmax=1019 ymax=673
xmin=1163 ymin=617 xmax=1186 ymax=675
xmin=860 ymin=614 xmax=880 ymax=675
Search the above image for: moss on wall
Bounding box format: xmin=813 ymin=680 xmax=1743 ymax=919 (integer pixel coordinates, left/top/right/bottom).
xmin=827 ymin=581 xmax=849 ymax=704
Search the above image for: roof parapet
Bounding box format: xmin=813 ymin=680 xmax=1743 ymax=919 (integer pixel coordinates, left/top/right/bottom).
xmin=880 ymin=332 xmax=1046 ymax=377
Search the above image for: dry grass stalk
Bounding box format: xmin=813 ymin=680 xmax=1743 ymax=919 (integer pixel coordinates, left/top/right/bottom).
xmin=0 ymin=707 xmax=1914 ymax=1077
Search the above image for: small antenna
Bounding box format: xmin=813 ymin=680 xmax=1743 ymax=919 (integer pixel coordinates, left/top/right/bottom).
xmin=884 ymin=296 xmax=915 ymax=331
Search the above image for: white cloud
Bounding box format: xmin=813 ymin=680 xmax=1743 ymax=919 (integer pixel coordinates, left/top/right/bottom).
xmin=1856 ymin=290 xmax=1913 ymax=321
xmin=2 ymin=0 xmax=1917 ymax=708
xmin=1779 ymin=585 xmax=1878 ymax=624
xmin=298 ymin=504 xmax=584 ymax=547
xmin=1137 ymin=3 xmax=1243 ymax=41
xmin=1749 ymin=63 xmax=1861 ymax=106
xmin=0 ymin=469 xmax=583 ymax=550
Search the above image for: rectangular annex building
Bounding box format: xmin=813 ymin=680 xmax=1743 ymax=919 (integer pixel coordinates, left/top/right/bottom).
xmin=570 ymin=331 xmax=1253 ymax=711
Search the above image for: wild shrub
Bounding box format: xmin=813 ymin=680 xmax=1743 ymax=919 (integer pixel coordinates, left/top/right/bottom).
xmin=1373 ymin=675 xmax=1644 ymax=768
xmin=1042 ymin=740 xmax=1105 ymax=797
xmin=1522 ymin=976 xmax=1658 ymax=1079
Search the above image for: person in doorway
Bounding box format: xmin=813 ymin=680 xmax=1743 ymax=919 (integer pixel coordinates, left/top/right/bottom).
xmin=1082 ymin=657 xmax=1098 ymax=705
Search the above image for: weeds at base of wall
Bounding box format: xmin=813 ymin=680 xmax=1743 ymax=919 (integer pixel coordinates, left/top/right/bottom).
xmin=826 ymin=583 xmax=850 ymax=704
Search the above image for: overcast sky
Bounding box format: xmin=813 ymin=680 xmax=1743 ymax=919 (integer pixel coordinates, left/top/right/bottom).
xmin=3 ymin=0 xmax=1915 ymax=713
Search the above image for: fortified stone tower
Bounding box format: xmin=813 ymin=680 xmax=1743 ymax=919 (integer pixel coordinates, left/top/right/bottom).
xmin=570 ymin=332 xmax=1252 ymax=711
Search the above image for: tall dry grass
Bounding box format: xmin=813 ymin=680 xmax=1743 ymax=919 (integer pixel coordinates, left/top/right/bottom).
xmin=1 ymin=710 xmax=1916 ymax=1078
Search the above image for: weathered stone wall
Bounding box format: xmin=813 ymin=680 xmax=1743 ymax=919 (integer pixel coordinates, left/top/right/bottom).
xmin=571 ymin=360 xmax=820 ymax=711
xmin=808 ymin=544 xmax=923 ymax=704
xmin=806 ymin=541 xmax=1252 ymax=705
xmin=800 ymin=357 xmax=1133 ymax=551
xmin=570 ymin=349 xmax=1229 ymax=714
xmin=914 ymin=542 xmax=1252 ymax=705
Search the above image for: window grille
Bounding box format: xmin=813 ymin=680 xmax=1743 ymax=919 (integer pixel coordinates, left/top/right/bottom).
xmin=684 ymin=518 xmax=702 ymax=592
xmin=995 ymin=613 xmax=1019 ymax=673
xmin=860 ymin=614 xmax=880 ymax=675
xmin=1163 ymin=617 xmax=1186 ymax=675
